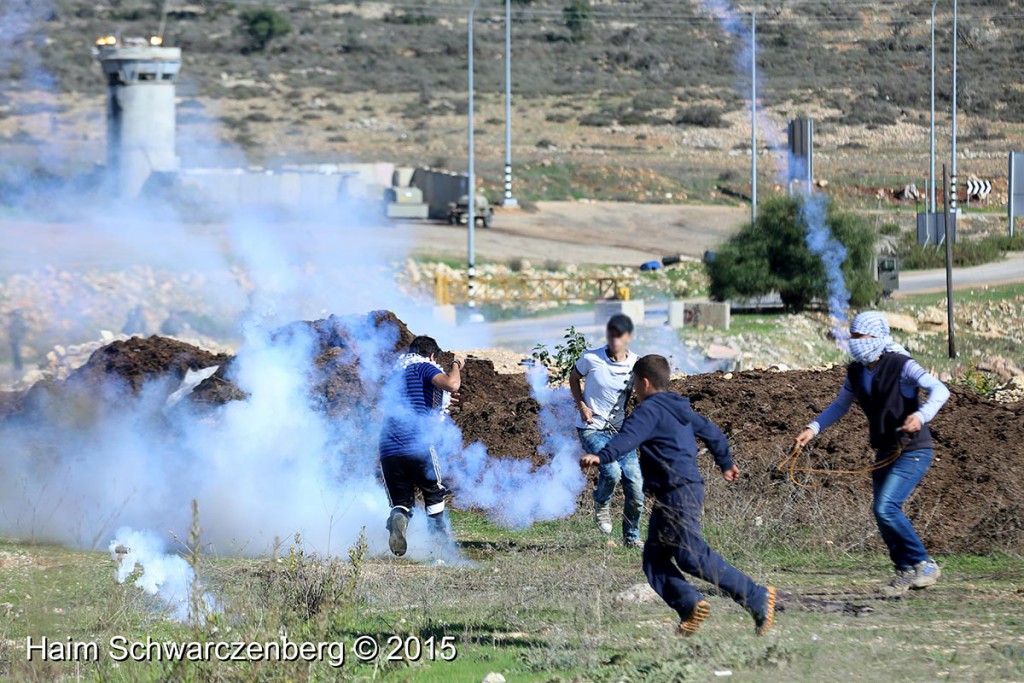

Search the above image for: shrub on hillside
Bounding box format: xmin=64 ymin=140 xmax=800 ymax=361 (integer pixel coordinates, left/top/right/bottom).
xmin=674 ymin=104 xmax=726 ymax=128
xmin=707 ymin=196 xmax=878 ymax=310
xmin=563 ymin=0 xmax=593 ymax=43
xmin=238 ymin=8 xmax=291 ymax=53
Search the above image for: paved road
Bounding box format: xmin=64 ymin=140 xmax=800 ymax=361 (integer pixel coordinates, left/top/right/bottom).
xmin=897 ymin=252 xmax=1024 ymax=295
xmin=482 ymin=254 xmax=1024 ymax=351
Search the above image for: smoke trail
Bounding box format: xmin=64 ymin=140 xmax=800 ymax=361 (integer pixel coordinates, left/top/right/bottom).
xmin=801 ymin=193 xmax=851 ymax=345
xmin=698 ymin=0 xmax=853 ymax=338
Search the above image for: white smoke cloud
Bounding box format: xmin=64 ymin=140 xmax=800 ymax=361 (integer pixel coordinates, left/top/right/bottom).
xmin=435 ymin=365 xmax=586 ymax=529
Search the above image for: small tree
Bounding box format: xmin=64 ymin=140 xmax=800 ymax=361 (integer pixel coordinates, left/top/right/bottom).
xmin=239 ymin=8 xmax=291 ymax=53
xmin=563 ymin=0 xmax=593 ymax=43
xmin=707 ymin=195 xmax=878 ymax=311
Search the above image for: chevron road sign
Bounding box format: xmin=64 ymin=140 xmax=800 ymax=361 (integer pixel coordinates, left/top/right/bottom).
xmin=966 ymin=178 xmax=992 ymax=199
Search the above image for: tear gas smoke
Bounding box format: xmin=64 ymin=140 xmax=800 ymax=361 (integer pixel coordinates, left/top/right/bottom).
xmin=699 ymin=0 xmax=852 ymax=338
xmin=109 ymin=528 xmax=213 ymax=622
xmin=435 ymin=365 xmax=586 ymax=529
xmin=800 ymin=193 xmax=851 ymax=345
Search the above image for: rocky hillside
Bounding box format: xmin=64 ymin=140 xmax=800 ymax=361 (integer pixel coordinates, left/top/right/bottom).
xmin=2 ymin=0 xmax=1023 ymax=201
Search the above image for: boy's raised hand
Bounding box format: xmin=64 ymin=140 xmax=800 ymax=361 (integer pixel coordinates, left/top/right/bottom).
xmin=794 ymin=428 xmax=814 ymax=447
xmin=722 ymin=465 xmax=740 ymax=482
xmin=579 ymin=454 xmax=600 ymax=469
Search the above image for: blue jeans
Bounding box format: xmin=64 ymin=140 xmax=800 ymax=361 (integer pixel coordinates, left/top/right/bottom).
xmin=578 ymin=428 xmax=644 ymax=542
xmin=872 ymin=448 xmax=933 ymax=570
xmin=644 ymin=485 xmax=767 ymax=620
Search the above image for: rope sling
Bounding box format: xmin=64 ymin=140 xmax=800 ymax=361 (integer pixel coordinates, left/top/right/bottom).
xmin=776 ymin=440 xmax=906 ymax=489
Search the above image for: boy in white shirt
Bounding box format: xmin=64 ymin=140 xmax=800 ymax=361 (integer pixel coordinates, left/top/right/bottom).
xmin=569 ymin=314 xmax=643 ymax=548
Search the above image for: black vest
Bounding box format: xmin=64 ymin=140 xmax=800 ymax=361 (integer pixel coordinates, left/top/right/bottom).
xmin=847 ymin=352 xmax=933 ymax=456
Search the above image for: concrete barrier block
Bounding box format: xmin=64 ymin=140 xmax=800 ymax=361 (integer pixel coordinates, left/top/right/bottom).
xmin=666 ymin=301 xmax=730 ymax=330
xmin=594 ymin=300 xmax=645 ymax=326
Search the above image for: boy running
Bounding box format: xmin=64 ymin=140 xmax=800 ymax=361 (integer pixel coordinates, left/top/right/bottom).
xmin=581 ymin=355 xmax=776 ymax=636
xmin=794 ymin=311 xmax=950 ymax=595
xmin=569 ymin=314 xmax=644 ymax=548
xmin=378 ymin=335 xmax=464 ymax=557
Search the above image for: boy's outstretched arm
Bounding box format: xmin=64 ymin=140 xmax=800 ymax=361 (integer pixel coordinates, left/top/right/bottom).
xmin=690 ymin=412 xmax=738 ymax=481
xmin=579 ymin=401 xmax=657 ymax=468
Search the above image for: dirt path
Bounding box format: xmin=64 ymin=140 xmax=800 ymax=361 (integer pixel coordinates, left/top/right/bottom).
xmin=395 ymin=200 xmax=746 ymax=265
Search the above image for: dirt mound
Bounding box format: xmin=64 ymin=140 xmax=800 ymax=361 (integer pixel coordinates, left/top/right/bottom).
xmin=190 ymin=310 xmax=415 ymax=415
xmin=68 ymin=336 xmax=230 ymax=393
xmin=672 ymin=369 xmax=1024 ymax=555
xmin=5 ymin=310 xmax=1021 ymax=554
xmin=451 ymin=358 xmax=541 ymax=463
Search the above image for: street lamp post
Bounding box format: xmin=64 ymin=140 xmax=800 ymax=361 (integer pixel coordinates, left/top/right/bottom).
xmin=929 ymin=0 xmax=938 ymax=216
xmin=503 ymin=0 xmax=518 ymax=207
xmin=467 ymin=0 xmax=481 ymax=308
xmin=750 ymin=9 xmax=757 ymax=226
xmin=950 ymin=0 xmax=958 ymax=214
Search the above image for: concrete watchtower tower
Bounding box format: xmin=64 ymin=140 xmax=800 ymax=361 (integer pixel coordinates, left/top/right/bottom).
xmin=94 ymin=35 xmax=181 ymax=197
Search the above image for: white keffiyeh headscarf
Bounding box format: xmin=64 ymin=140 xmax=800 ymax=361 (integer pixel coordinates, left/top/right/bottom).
xmin=396 ymin=352 xmax=452 ymax=416
xmin=847 ymin=311 xmax=909 ymax=365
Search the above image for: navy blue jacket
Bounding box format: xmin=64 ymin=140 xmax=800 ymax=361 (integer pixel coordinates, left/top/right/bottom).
xmin=595 ymin=392 xmax=733 ymax=496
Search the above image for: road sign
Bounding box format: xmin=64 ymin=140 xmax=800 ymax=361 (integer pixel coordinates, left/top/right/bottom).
xmin=917 ymin=211 xmax=957 ymax=246
xmin=965 ymin=178 xmax=992 ymax=199
xmin=1011 ymin=152 xmax=1024 ymax=237
xmin=787 ymin=119 xmax=814 ymax=191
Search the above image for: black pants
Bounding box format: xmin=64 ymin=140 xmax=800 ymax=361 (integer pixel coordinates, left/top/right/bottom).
xmin=380 ymin=450 xmax=448 ymax=518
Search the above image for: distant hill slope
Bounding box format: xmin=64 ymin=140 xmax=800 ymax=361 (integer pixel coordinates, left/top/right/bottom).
xmin=12 ymin=0 xmax=1024 ymax=121
xmin=2 ymin=0 xmax=1023 ymax=204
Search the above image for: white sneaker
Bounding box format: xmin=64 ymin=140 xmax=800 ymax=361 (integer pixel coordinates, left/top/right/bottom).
xmin=594 ymin=504 xmax=613 ymax=534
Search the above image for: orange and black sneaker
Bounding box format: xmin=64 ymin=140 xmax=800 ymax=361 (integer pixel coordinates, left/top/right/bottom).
xmin=752 ymin=585 xmax=777 ymax=636
xmin=678 ymin=600 xmax=711 ymax=637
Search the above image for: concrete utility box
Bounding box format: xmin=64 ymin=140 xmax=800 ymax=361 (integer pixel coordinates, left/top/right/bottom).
xmin=876 ymin=256 xmax=899 ymax=296
xmin=667 ymin=301 xmax=730 ymax=330
xmin=95 ymin=36 xmax=182 ymax=197
xmin=594 ymin=300 xmax=645 ymax=326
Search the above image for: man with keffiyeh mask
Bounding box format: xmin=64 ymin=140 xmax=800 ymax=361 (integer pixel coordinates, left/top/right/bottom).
xmin=794 ymin=311 xmax=950 ymax=596
xmin=378 ymin=335 xmax=464 ymax=557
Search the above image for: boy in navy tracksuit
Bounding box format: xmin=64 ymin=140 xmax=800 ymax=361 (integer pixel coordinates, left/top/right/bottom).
xmin=581 ymin=354 xmax=775 ymax=636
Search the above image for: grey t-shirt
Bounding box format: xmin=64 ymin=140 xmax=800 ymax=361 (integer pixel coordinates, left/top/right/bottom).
xmin=575 ymin=347 xmax=638 ymax=430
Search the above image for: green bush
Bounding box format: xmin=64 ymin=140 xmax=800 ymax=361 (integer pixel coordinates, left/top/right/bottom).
xmin=238 ymin=8 xmax=291 ymax=53
xmin=707 ymin=195 xmax=879 ymax=310
xmin=579 ymin=111 xmax=615 ymax=127
xmin=674 ymin=104 xmax=727 ymax=128
xmin=563 ymin=0 xmax=593 ymax=43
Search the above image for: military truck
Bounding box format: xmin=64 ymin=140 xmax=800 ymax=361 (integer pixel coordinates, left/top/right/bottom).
xmin=447 ymin=194 xmax=493 ymax=228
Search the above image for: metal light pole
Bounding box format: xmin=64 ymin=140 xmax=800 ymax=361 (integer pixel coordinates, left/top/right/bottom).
xmin=750 ymin=9 xmax=757 ymax=225
xmin=467 ymin=0 xmax=481 ymax=308
xmin=950 ymin=0 xmax=959 ymax=213
xmin=942 ymin=163 xmax=956 ymax=358
xmin=503 ymin=0 xmax=518 ymax=207
xmin=929 ymin=0 xmax=938 ymax=215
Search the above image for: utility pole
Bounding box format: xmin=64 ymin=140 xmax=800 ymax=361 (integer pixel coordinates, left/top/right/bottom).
xmin=929 ymin=0 xmax=938 ymax=216
xmin=942 ymin=163 xmax=956 ymax=359
xmin=503 ymin=0 xmax=518 ymax=207
xmin=950 ymin=0 xmax=959 ymax=214
xmin=467 ymin=0 xmax=481 ymax=308
xmin=750 ymin=9 xmax=757 ymax=225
